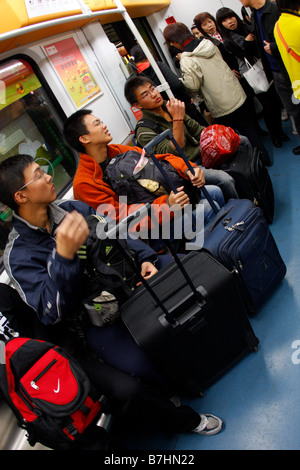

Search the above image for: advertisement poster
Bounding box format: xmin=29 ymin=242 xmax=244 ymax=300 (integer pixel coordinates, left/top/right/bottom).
xmin=43 ymin=37 xmax=102 ymax=109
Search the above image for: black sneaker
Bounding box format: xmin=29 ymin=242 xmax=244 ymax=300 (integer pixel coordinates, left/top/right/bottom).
xmin=293 ymin=145 xmax=300 ymax=155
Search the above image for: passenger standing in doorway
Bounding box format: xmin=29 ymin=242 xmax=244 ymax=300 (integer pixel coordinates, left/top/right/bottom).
xmin=194 ymin=10 xmax=270 ymax=137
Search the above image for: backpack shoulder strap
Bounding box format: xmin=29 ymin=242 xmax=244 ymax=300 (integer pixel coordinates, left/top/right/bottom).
xmin=276 ymin=21 xmax=300 ymax=63
xmin=134 ymin=120 xmax=164 ymax=149
xmin=135 ymin=119 xmax=163 ymax=137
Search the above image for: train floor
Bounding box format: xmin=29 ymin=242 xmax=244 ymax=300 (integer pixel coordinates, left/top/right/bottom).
xmin=111 ymin=117 xmax=300 ymax=451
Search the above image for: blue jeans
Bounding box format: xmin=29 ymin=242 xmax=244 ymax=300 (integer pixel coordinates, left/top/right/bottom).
xmin=201 ymin=167 xmax=237 ymax=201
xmin=201 ymin=184 xmax=224 ymax=224
xmin=150 ymin=185 xmax=225 ymax=252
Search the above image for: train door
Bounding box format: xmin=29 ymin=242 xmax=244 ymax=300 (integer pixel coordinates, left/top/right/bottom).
xmin=103 ymin=16 xmax=173 ymax=69
xmin=99 ymin=15 xmax=177 ymax=122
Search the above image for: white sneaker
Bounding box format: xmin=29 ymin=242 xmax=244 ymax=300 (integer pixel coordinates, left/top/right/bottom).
xmin=192 ymin=414 xmax=223 ymax=436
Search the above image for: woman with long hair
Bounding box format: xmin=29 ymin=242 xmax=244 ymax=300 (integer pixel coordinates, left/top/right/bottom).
xmin=195 ymin=10 xmax=267 ymax=136
xmin=216 ymin=7 xmax=287 ymax=148
xmin=216 ymin=7 xmax=258 ymax=74
xmin=193 ymin=12 xmax=239 ymax=72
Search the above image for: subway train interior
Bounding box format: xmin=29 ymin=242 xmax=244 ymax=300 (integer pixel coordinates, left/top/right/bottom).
xmin=0 ymin=0 xmax=299 ymax=452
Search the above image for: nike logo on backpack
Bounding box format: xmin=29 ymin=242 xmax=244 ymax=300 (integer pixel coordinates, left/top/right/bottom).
xmin=53 ymin=379 xmax=60 ymax=394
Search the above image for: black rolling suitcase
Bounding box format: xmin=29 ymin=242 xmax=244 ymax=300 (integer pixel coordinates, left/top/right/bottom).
xmin=120 ymin=247 xmax=259 ymax=395
xmin=219 ymin=145 xmax=275 ymax=223
xmin=143 ymin=130 xmax=286 ymax=314
xmin=104 ymin=203 xmax=259 ymax=396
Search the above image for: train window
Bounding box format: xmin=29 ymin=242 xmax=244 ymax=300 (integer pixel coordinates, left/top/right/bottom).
xmin=0 ymin=57 xmax=77 ymax=266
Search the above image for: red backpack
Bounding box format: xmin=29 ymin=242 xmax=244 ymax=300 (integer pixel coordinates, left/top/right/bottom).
xmin=0 ymin=337 xmax=104 ymax=450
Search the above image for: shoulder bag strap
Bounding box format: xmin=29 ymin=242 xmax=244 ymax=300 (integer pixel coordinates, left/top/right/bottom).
xmin=276 ymin=22 xmax=300 ymax=63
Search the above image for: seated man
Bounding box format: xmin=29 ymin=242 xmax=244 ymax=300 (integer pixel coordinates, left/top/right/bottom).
xmin=63 ymin=109 xmax=225 ymax=247
xmin=0 ymin=154 xmax=223 ymax=437
xmin=124 ymin=75 xmax=241 ymax=201
xmin=0 ymin=154 xmax=161 ymax=375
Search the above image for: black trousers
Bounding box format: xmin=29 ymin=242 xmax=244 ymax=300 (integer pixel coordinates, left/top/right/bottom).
xmin=215 ymin=99 xmax=270 ymax=165
xmin=240 ymin=77 xmax=283 ymax=138
xmin=78 ymin=353 xmax=200 ymax=434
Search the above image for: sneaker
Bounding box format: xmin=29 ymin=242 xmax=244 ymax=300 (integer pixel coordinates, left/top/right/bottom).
xmin=192 ymin=414 xmax=223 ymax=436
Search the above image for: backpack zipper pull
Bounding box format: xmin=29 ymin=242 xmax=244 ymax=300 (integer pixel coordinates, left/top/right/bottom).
xmin=30 ymin=381 xmax=39 ymax=390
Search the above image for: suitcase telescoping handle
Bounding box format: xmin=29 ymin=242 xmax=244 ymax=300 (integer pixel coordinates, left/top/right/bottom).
xmin=104 ymin=204 xmax=171 ymax=318
xmin=143 ymin=129 xmax=219 ymax=215
xmin=143 ymin=132 xmax=212 ymax=308
xmin=143 ymin=130 xmax=199 ymax=236
xmin=104 ymin=204 xmax=209 ymax=328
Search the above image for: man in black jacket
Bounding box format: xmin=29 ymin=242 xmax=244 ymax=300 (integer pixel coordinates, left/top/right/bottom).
xmin=239 ymin=0 xmax=300 ymax=153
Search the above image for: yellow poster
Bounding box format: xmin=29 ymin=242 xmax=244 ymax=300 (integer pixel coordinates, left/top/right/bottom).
xmin=43 ymin=37 xmax=102 ymax=109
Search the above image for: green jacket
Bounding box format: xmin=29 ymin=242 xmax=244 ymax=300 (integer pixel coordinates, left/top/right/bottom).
xmin=135 ymin=102 xmax=205 ymax=162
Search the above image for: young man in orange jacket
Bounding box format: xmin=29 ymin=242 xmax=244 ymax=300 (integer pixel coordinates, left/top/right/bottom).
xmin=63 ymin=109 xmax=225 ymax=249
